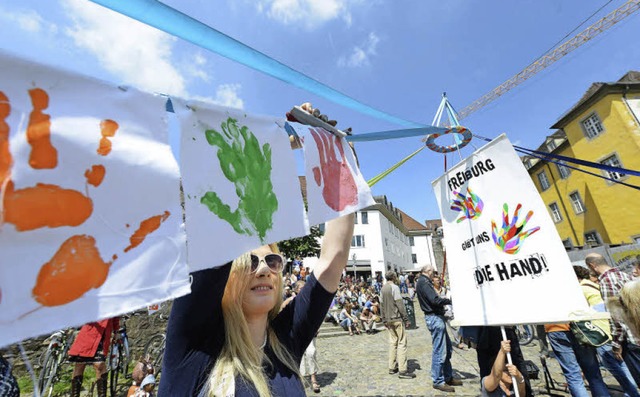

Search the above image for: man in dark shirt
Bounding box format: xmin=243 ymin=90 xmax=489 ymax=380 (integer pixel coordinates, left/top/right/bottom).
xmin=416 ymin=265 xmax=462 ymax=393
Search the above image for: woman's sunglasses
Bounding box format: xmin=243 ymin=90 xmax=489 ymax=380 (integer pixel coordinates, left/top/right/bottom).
xmin=250 ymin=253 xmax=284 ymax=273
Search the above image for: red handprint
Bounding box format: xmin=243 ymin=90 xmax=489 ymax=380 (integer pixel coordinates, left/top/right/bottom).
xmin=0 ymin=88 xmax=170 ymax=309
xmin=309 ymin=127 xmax=358 ymax=212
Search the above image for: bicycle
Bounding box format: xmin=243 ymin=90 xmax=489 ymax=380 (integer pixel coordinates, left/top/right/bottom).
xmin=38 ymin=328 xmax=75 ymax=397
xmin=108 ymin=318 xmax=131 ymax=397
xmin=142 ymin=333 xmax=166 ymax=375
xmin=514 ymin=324 xmax=535 ymax=346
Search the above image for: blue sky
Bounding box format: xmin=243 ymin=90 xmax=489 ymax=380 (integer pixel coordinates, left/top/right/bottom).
xmin=1 ymin=0 xmax=639 ymax=223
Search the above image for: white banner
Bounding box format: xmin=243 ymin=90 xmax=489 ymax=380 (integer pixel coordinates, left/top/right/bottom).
xmin=288 ymin=122 xmax=375 ymax=226
xmin=177 ymin=101 xmax=309 ymax=271
xmin=432 ymin=134 xmax=589 ymax=326
xmin=0 ymin=53 xmax=190 ymax=347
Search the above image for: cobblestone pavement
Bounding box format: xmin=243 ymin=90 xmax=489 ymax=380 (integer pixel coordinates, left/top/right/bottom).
xmin=306 ymin=310 xmax=627 ymax=396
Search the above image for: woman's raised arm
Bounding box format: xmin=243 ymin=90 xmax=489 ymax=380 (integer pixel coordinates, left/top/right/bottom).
xmin=313 ymin=213 xmax=355 ymax=293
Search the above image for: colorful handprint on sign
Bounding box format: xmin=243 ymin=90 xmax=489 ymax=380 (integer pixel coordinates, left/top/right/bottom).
xmin=1 ymin=88 xmax=171 ymax=309
xmin=200 ymin=117 xmax=277 ymax=242
xmin=491 ymin=203 xmax=540 ymax=255
xmin=450 ymin=188 xmax=484 ymax=223
xmin=309 ymin=127 xmax=358 ymax=212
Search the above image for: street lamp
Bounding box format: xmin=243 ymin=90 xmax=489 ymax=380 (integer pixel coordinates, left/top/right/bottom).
xmin=351 ymin=253 xmax=357 ymax=280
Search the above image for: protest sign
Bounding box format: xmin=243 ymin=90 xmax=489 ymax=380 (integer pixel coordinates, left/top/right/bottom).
xmin=0 ymin=52 xmax=190 ymax=347
xmin=288 ymin=122 xmax=375 ymax=226
xmin=177 ymin=101 xmax=309 ymax=271
xmin=432 ymin=134 xmax=592 ymax=326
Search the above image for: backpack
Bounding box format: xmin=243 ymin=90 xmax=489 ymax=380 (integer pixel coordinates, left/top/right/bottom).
xmin=570 ymin=320 xmax=611 ymax=347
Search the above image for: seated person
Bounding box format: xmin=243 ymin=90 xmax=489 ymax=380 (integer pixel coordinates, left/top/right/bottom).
xmin=482 ymin=340 xmax=526 ymax=397
xmin=359 ymin=307 xmax=376 ymax=334
xmin=339 ymin=302 xmax=361 ymax=335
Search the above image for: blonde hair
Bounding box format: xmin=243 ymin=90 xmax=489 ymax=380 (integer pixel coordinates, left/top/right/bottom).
xmin=205 ymin=244 xmax=300 ymax=397
xmin=607 ymin=279 xmax=640 ymax=340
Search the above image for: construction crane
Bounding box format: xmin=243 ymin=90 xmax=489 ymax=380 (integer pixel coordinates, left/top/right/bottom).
xmin=457 ymin=0 xmax=640 ymax=121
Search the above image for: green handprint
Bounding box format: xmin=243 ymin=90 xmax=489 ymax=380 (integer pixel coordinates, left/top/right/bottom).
xmin=200 ymin=117 xmax=278 ymax=242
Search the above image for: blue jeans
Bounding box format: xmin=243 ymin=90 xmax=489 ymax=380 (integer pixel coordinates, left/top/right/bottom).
xmin=547 ymin=331 xmax=610 ymax=397
xmin=597 ymin=343 xmax=640 ymax=397
xmin=340 ymin=318 xmax=352 ymax=329
xmin=425 ymin=314 xmax=453 ymax=386
xmin=623 ymin=341 xmax=640 ymax=388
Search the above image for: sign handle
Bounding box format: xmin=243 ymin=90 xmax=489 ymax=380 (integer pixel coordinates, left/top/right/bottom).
xmin=500 ymin=326 xmax=521 ymax=397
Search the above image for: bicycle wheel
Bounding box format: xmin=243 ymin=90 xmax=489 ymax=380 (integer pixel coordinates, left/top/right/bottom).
xmin=109 ymin=345 xmax=122 ymax=397
xmin=38 ymin=347 xmax=59 ymax=397
xmin=516 ymin=325 xmax=535 ymax=346
xmin=143 ymin=334 xmax=166 ymax=372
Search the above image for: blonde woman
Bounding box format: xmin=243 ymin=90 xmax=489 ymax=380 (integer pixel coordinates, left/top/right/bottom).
xmin=159 ymin=213 xmax=354 ymax=396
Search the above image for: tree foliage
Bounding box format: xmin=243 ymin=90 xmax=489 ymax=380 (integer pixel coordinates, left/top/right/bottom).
xmin=278 ymin=225 xmax=323 ymax=261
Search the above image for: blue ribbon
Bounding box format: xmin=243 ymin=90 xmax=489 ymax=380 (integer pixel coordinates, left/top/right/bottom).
xmin=473 ymin=134 xmax=640 ymax=180
xmin=345 ymin=126 xmax=450 ymax=142
xmin=89 ymin=0 xmax=423 ymax=129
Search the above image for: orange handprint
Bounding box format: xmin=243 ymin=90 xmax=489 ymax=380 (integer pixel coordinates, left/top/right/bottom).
xmin=0 ymin=88 xmax=171 ymax=311
xmin=309 ymin=127 xmax=358 ymax=212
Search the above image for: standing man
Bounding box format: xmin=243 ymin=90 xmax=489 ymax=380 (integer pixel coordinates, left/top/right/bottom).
xmin=586 ymin=253 xmax=640 ymax=385
xmin=380 ymin=271 xmax=415 ymax=379
xmin=416 ymin=265 xmax=462 ymax=393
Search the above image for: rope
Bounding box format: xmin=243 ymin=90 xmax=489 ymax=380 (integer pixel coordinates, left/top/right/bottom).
xmin=367 ymin=146 xmax=426 ymax=187
xmin=471 ymin=134 xmax=640 ymax=190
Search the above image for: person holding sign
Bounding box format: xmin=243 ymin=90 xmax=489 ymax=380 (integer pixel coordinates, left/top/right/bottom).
xmin=159 ymin=104 xmax=356 ymax=397
xmin=416 ymin=265 xmax=463 ymax=393
xmin=160 ymin=214 xmax=353 ymax=396
xmin=481 ymin=340 xmax=526 ymax=397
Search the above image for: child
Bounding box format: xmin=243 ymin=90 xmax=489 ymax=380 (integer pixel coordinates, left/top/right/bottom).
xmin=133 ymin=374 xmax=156 ymax=397
xmin=127 ymin=359 xmax=154 ymax=397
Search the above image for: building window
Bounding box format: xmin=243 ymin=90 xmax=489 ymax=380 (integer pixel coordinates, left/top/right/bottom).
xmin=318 ymin=223 xmax=325 ymax=233
xmin=581 ymin=112 xmax=604 ymax=138
xmin=556 ymin=162 xmax=571 ymax=179
xmin=537 ymin=171 xmax=550 ymax=191
xmin=361 ymin=211 xmax=368 ymax=224
xmin=354 ymin=213 xmax=358 ymax=224
xmin=409 ymin=236 xmax=415 ymax=246
xmin=562 ymin=238 xmax=573 ymax=249
xmin=584 ymin=231 xmax=601 ymax=246
xmin=385 ymin=237 xmax=388 ymax=247
xmin=600 ymin=154 xmax=625 ymax=181
xmin=412 ymin=254 xmax=417 ymax=264
xmin=351 ymin=235 xmax=365 ymax=248
xmin=569 ymin=192 xmax=585 ymax=214
xmin=546 ymin=140 xmax=557 ymax=152
xmin=549 ymin=203 xmax=562 ymax=223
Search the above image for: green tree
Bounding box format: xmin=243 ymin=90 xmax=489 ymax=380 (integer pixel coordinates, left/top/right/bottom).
xmin=278 ymin=225 xmax=323 ymax=262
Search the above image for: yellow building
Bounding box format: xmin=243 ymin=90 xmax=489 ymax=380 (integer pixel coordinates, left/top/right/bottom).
xmin=523 ymin=71 xmax=640 ymax=247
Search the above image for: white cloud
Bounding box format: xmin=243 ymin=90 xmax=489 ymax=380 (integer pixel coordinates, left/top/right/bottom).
xmin=62 ymin=0 xmax=187 ymax=96
xmin=257 ymin=0 xmax=352 ymax=29
xmin=184 ymin=52 xmax=211 ymax=83
xmin=338 ymin=32 xmax=380 ymax=68
xmin=0 ymin=7 xmax=57 ymax=34
xmin=194 ymin=84 xmax=244 ymax=110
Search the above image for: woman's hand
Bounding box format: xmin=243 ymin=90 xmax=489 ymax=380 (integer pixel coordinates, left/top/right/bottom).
xmin=500 ymin=340 xmax=511 ymax=354
xmin=505 ymin=364 xmax=520 ymax=378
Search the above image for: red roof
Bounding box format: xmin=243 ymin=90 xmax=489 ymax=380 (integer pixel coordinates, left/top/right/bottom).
xmin=398 ymin=209 xmax=427 ymax=231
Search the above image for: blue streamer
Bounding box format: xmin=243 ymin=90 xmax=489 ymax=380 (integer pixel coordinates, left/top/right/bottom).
xmin=345 ymin=126 xmax=451 ymax=142
xmin=474 ymin=134 xmax=640 ymax=178
xmin=89 ymin=0 xmax=423 ymax=128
